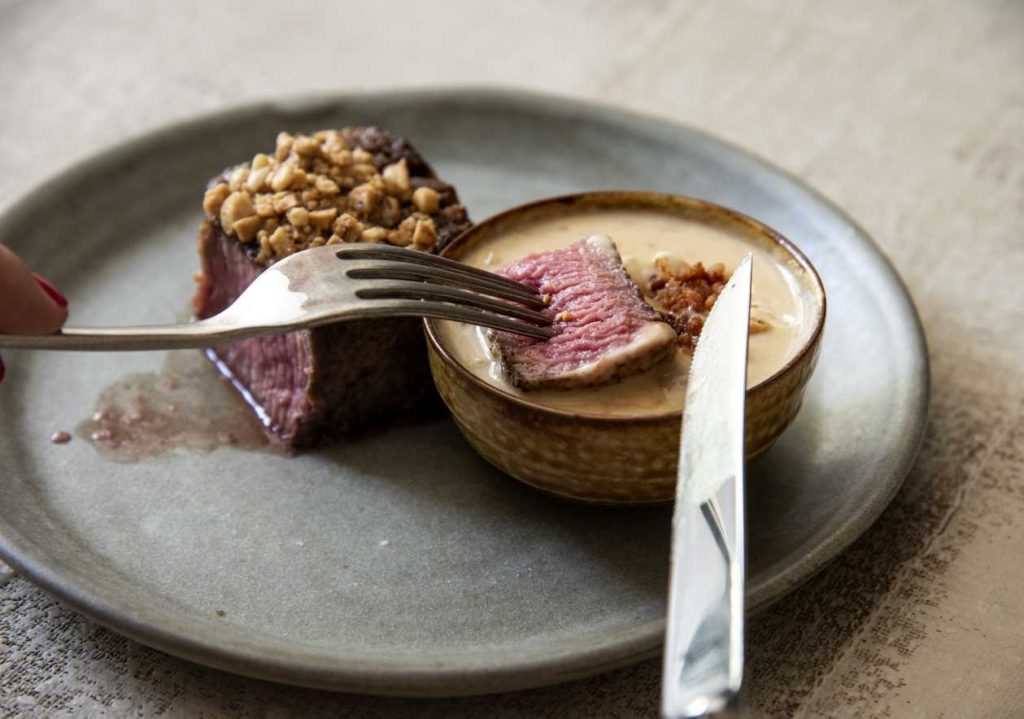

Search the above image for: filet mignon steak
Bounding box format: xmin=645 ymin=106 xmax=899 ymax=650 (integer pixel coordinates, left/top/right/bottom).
xmin=192 ymin=127 xmax=471 ymax=448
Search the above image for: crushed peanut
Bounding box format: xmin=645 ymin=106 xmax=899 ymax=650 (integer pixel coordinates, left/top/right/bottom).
xmin=308 ymin=208 xmax=337 ymax=229
xmin=412 ymin=186 xmax=440 ymax=214
xmin=270 ymin=163 xmax=295 ymax=192
xmin=232 ymin=215 xmax=262 ymax=243
xmin=360 ymin=226 xmax=388 ymax=243
xmin=287 ymin=206 xmax=310 ymax=227
xmin=411 ymin=216 xmax=438 ymax=249
xmin=219 ymin=191 xmax=256 ymax=234
xmin=382 ymin=158 xmax=411 ymax=199
xmin=203 ymin=184 xmax=230 ymax=217
xmin=201 ymin=129 xmax=469 ymax=265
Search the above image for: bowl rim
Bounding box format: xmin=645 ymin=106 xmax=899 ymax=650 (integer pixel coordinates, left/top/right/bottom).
xmin=424 ymin=190 xmax=827 ymax=424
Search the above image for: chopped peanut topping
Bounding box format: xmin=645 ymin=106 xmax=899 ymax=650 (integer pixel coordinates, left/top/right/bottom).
xmin=287 ymin=207 xmax=310 ymax=227
xmin=201 ymin=129 xmax=469 ymax=265
xmin=382 ymin=159 xmax=411 ymax=199
xmin=360 ymin=226 xmax=388 ymax=243
xmin=219 ymin=192 xmax=256 ymax=236
xmin=203 ymin=184 xmax=230 ymax=216
xmin=411 ymin=216 xmax=438 ymax=250
xmin=232 ymin=215 xmax=262 ymax=243
xmin=270 ymin=163 xmax=296 ymax=192
xmin=308 ymin=208 xmax=338 ymax=230
xmin=412 ymin=186 xmax=440 ymax=214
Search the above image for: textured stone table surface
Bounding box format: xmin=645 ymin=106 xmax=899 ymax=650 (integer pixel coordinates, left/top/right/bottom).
xmin=2 ymin=1 xmax=1023 ymax=716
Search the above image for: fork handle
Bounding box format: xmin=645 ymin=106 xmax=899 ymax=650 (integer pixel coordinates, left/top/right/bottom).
xmin=0 ymin=319 xmax=249 ymax=351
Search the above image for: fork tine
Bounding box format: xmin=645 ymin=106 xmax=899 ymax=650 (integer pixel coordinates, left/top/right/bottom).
xmin=354 ymin=280 xmax=553 ymax=326
xmin=344 ymin=265 xmax=548 ymax=309
xmin=360 ymin=298 xmax=556 ymax=340
xmin=335 ymin=245 xmax=546 ymax=306
xmin=335 ymin=244 xmax=535 ymax=293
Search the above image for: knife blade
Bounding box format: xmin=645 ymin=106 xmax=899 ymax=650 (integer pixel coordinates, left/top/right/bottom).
xmin=661 ymin=254 xmax=752 ymax=719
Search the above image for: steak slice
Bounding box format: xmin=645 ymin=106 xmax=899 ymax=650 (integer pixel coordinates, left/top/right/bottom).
xmin=192 ymin=127 xmax=471 ymax=448
xmin=491 ymin=235 xmax=678 ymax=390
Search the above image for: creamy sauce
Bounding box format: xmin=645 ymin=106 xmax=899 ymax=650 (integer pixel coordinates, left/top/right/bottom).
xmin=437 ymin=208 xmax=813 ymax=417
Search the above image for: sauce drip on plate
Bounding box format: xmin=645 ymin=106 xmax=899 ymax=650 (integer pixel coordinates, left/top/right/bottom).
xmin=77 ymin=351 xmax=268 ymax=461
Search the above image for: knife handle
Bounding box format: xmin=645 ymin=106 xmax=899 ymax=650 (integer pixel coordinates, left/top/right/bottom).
xmin=661 ymin=497 xmax=746 ymax=718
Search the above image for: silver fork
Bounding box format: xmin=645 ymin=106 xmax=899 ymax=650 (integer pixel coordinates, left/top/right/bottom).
xmin=0 ymin=244 xmax=553 ymax=351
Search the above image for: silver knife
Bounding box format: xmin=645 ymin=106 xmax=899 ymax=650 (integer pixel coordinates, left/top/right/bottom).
xmin=661 ymin=254 xmax=752 ymax=719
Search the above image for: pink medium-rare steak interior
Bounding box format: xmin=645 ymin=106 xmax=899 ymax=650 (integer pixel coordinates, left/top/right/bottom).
xmin=194 ymin=224 xmax=438 ymax=447
xmin=491 ymin=235 xmax=678 ymax=390
xmin=193 ymin=225 xmax=315 ymax=441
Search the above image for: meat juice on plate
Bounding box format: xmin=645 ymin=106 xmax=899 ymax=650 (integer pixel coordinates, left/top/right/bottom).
xmin=437 ymin=208 xmax=811 ymax=417
xmin=78 ymin=351 xmax=268 ymax=461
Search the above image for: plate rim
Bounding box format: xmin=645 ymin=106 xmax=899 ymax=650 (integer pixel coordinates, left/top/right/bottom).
xmin=0 ymin=86 xmax=930 ymax=695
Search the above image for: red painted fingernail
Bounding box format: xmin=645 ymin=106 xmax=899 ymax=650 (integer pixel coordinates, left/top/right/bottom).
xmin=34 ymin=274 xmax=68 ymax=308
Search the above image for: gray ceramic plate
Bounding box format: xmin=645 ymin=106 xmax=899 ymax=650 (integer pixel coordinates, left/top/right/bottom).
xmin=0 ymin=89 xmax=928 ymax=696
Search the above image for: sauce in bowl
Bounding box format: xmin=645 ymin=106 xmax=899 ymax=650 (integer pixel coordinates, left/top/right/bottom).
xmin=436 ymin=207 xmax=815 ymax=418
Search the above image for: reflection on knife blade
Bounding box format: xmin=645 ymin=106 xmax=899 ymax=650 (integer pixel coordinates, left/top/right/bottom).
xmin=662 ymin=254 xmax=752 ymax=719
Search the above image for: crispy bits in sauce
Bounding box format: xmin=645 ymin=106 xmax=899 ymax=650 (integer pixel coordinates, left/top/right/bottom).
xmin=645 ymin=258 xmax=770 ymax=348
xmin=646 ymin=258 xmax=728 ymax=348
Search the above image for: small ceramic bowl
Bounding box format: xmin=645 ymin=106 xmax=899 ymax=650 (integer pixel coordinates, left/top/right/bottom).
xmin=425 ymin=192 xmax=826 ymax=505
